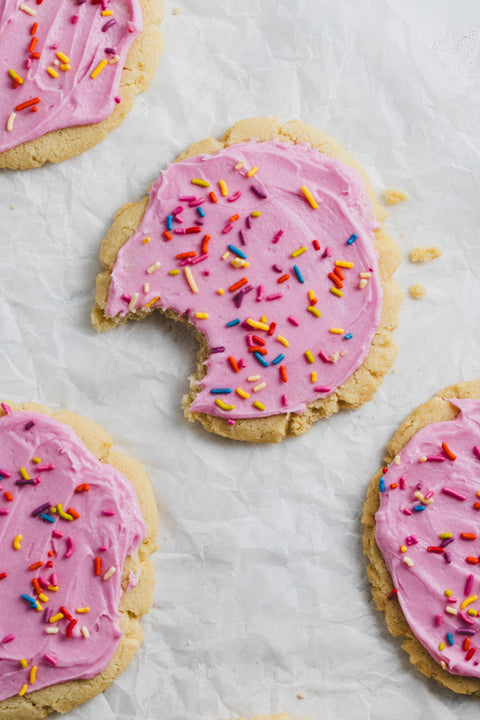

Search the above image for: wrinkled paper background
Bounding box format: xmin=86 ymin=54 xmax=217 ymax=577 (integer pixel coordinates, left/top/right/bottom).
xmin=2 ymin=1 xmax=480 ymax=719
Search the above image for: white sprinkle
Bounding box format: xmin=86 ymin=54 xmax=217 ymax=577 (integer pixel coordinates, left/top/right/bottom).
xmin=253 ymin=382 xmax=266 ymax=392
xmin=81 ymin=626 xmax=90 ymax=638
xmin=445 ymin=606 xmax=458 ymax=615
xmin=45 ymin=627 xmax=59 ymax=634
xmin=394 ymin=454 xmax=401 ymax=465
xmin=403 ymin=555 xmax=414 ymax=567
xmin=108 ymin=54 xmax=120 ymax=65
xmin=360 ymin=272 xmax=372 ymax=278
xmin=359 ymin=279 xmax=368 ymax=289
xmin=147 ymin=261 xmax=161 ymax=274
xmin=103 ymin=566 xmax=117 ymax=581
xmin=128 ymin=293 xmax=139 ymax=312
xmin=20 ymin=3 xmax=36 ymax=14
xmin=6 ymin=112 xmax=16 ymax=132
xmin=143 ymin=283 xmax=150 ymax=293
xmin=247 ymin=375 xmax=261 ymax=382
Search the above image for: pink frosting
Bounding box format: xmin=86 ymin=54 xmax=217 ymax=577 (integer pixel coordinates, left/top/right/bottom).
xmin=375 ymin=399 xmax=480 ymax=676
xmin=105 ymin=140 xmax=383 ymax=420
xmin=0 ymin=0 xmax=142 ymax=153
xmin=0 ymin=408 xmax=145 ymax=701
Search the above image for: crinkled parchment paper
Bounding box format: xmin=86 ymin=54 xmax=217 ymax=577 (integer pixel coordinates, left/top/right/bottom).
xmin=1 ymin=1 xmax=480 ymax=719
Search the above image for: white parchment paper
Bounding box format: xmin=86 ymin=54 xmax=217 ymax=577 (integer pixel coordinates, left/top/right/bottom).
xmin=1 ymin=1 xmax=480 ymax=719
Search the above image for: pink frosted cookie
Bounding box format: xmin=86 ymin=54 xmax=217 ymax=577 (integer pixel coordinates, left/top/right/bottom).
xmin=0 ymin=401 xmax=157 ymax=718
xmin=0 ymin=0 xmax=164 ymax=169
xmin=363 ymin=381 xmax=480 ymax=695
xmin=93 ymin=117 xmax=402 ymax=442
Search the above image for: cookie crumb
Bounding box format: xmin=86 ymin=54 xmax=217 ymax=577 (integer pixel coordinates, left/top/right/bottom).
xmin=410 ymin=246 xmax=443 ymax=263
xmin=173 ymin=7 xmax=181 ymax=14
xmin=10 ymin=204 xmax=16 ymax=210
xmin=385 ymin=188 xmax=409 ymax=205
xmin=409 ymin=283 xmax=427 ymax=299
xmin=296 ymin=692 xmax=305 ymax=699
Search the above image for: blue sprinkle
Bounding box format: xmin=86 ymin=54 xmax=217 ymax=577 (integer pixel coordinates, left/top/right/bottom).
xmin=347 ymin=233 xmax=358 ymax=245
xmin=21 ymin=593 xmax=36 ymax=605
xmin=197 ymin=206 xmax=205 ymax=218
xmin=413 ymin=505 xmax=426 ymax=512
xmin=271 ymin=353 xmax=285 ymax=365
xmin=253 ymin=352 xmax=269 ymax=367
xmin=344 ymin=333 xmax=353 ymax=340
xmin=210 ymin=388 xmax=233 ymax=395
xmin=293 ymin=265 xmax=305 ymax=283
xmin=226 ymin=318 xmax=241 ymax=327
xmin=228 ymin=244 xmax=247 ymax=260
xmin=167 ymin=215 xmax=173 ymax=231
xmin=379 ymin=477 xmax=385 ymax=493
xmin=40 ymin=512 xmax=55 ymax=523
xmin=446 ymin=632 xmax=454 ymax=646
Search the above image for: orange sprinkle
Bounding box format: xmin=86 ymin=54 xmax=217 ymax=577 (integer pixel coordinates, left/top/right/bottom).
xmin=278 ymin=274 xmax=290 ymax=284
xmin=15 ymin=97 xmax=40 ymax=111
xmin=30 ymin=21 xmax=38 ymax=35
xmin=163 ymin=231 xmax=172 ymax=241
xmin=176 ymin=251 xmax=196 ymax=259
xmin=390 ymin=483 xmax=398 ymax=489
xmin=4 ymin=491 xmax=13 ymax=502
xmin=209 ymin=191 xmax=217 ymax=203
xmin=464 ymin=637 xmax=471 ymax=651
xmin=29 ymin=36 xmax=37 ymax=53
xmin=328 ymin=272 xmax=343 ymax=288
xmin=230 ymin=214 xmax=240 ymax=222
xmin=28 ymin=561 xmax=44 ymax=571
xmin=333 ymin=267 xmax=345 ymax=281
xmin=279 ymin=365 xmax=288 ymax=383
xmin=466 ymin=557 xmax=479 ymax=564
xmin=442 ymin=442 xmax=456 ymax=460
xmin=32 ymin=578 xmax=41 ymax=595
xmin=248 ymin=347 xmax=268 ymax=355
xmin=229 ymin=277 xmax=248 ymax=293
xmin=95 ymin=557 xmax=102 ymax=576
xmin=462 ymin=533 xmax=477 ymax=540
xmin=67 ymin=507 xmax=80 ymax=519
xmin=201 ymin=234 xmax=211 ymax=254
xmin=228 ymin=356 xmax=240 ymax=373
xmin=47 ymin=550 xmax=54 ymax=557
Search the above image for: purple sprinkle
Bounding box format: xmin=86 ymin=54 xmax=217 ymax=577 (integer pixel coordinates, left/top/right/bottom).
xmin=457 ymin=628 xmax=477 ymax=635
xmin=104 ymin=46 xmax=116 ymax=54
xmin=0 ymin=509 xmax=9 ymax=516
xmin=24 ymin=420 xmax=35 ymax=430
xmin=210 ymin=346 xmax=225 ymax=354
xmin=246 ymin=215 xmax=252 ymax=229
xmin=44 ymin=608 xmax=52 ymax=624
xmin=76 ymin=0 xmax=86 ymax=4
xmin=445 ymin=551 xmax=452 ymax=564
xmin=239 ymin=230 xmax=247 ymax=246
xmin=440 ymin=537 xmax=454 ymax=548
xmin=32 ymin=502 xmax=51 ymax=517
xmin=272 ymin=264 xmax=283 ymax=273
xmin=16 ymin=479 xmax=35 ymax=486
xmin=234 ymin=290 xmax=245 ymax=308
xmin=102 ymin=18 xmax=117 ymax=31
xmin=250 ymin=183 xmax=267 ymax=199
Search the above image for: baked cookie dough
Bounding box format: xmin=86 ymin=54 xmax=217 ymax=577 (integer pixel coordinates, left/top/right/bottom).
xmin=0 ymin=401 xmax=157 ymax=718
xmin=363 ymin=380 xmax=480 ymax=694
xmin=0 ymin=0 xmax=164 ymax=170
xmin=93 ymin=117 xmax=402 ymax=443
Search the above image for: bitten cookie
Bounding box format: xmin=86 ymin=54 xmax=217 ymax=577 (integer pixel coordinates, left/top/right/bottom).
xmin=0 ymin=400 xmax=158 ymax=718
xmin=363 ymin=380 xmax=480 ymax=695
xmin=0 ymin=0 xmax=164 ymax=169
xmin=93 ymin=117 xmax=402 ymax=443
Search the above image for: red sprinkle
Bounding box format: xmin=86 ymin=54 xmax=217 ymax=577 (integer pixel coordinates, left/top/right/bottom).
xmin=185 ymin=227 xmax=201 ymax=234
xmin=387 ymin=588 xmax=398 ymax=600
xmin=0 ymin=572 xmax=7 ymax=581
xmin=312 ymin=239 xmax=320 ymax=251
xmin=466 ymin=647 xmax=476 ymax=661
xmin=60 ymin=606 xmax=74 ymax=621
xmin=66 ymin=619 xmax=77 ymax=638
xmin=95 ymin=557 xmax=102 ymax=576
xmin=267 ymin=322 xmax=276 ymax=336
xmin=427 ymin=547 xmax=444 ymax=554
xmin=248 ymin=347 xmax=267 ymax=355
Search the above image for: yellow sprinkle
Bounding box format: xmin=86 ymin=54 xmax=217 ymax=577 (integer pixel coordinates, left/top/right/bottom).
xmin=29 ymin=666 xmax=37 ymax=684
xmin=8 ymin=69 xmax=23 ymax=83
xmin=445 ymin=589 xmax=453 ymax=597
xmin=13 ymin=534 xmax=22 ymax=550
xmin=247 ymin=375 xmax=261 ymax=382
xmin=246 ymin=319 xmax=269 ymax=331
xmin=330 ymin=287 xmax=343 ymax=297
xmin=308 ymin=290 xmax=316 ymax=300
xmin=439 ymin=642 xmax=445 ymax=651
xmin=439 ymin=532 xmax=452 ymax=539
xmin=147 ymin=261 xmax=161 ymax=274
xmin=400 ymin=545 xmax=407 ymax=553
xmin=329 ymin=327 xmax=344 ymax=334
xmin=20 ymin=659 xmax=28 ymax=669
xmin=291 ymin=246 xmax=307 ymax=258
xmin=191 ymin=178 xmax=210 ymax=187
xmin=219 ymin=180 xmax=228 ymax=197
xmin=419 ymin=456 xmax=427 ymax=463
xmin=461 ymin=595 xmax=478 ymax=610
xmin=276 ymin=335 xmax=289 ymax=347
xmin=234 ymin=161 xmax=244 ymax=170
xmin=440 ymin=661 xmax=447 ymax=670
xmin=101 ymin=8 xmax=113 ymax=14
xmin=253 ymin=382 xmax=266 ymax=393
xmin=56 ymin=504 xmax=73 ymax=521
xmin=195 ymin=312 xmax=209 ymax=319
xmin=49 ymin=613 xmax=64 ymax=624
xmin=307 ymin=306 xmax=321 ymax=318
xmin=90 ymin=58 xmax=108 ymax=79
xmin=217 ymin=288 xmax=225 ymax=295
xmin=143 ymin=296 xmax=160 ymax=308
xmin=251 ymin=211 xmax=261 ymax=217
xmin=35 ymin=602 xmax=43 ymax=612
xmin=231 ymin=258 xmax=249 ymax=268
xmin=301 ymin=185 xmax=318 ymax=209
xmin=236 ymin=388 xmax=250 ymax=399
xmin=81 ymin=626 xmax=90 ymax=638
xmin=20 ymin=2 xmax=35 ymax=14
xmin=60 ymin=64 xmax=71 ymax=72
xmin=32 ymin=457 xmax=41 ymax=464
xmin=56 ymin=51 xmax=70 ymax=63
xmin=47 ymin=67 xmax=59 ymax=78
xmin=76 ymin=607 xmax=90 ymax=614
xmin=335 ymin=260 xmax=354 ymax=269
xmin=142 ymin=237 xmax=151 ymax=244
xmin=38 ymin=593 xmax=48 ymax=602
xmin=247 ymin=166 xmax=258 ymax=177
xmin=169 ymin=269 xmax=180 ymax=275
xmin=6 ymin=112 xmax=16 ymax=132
xmin=305 ymin=350 xmax=315 ymax=364
xmin=468 ymin=609 xmax=478 ymax=616
xmin=215 ymin=398 xmax=235 ymax=411
xmin=260 ymin=315 xmax=267 ymax=323
xmin=18 ymin=684 xmax=28 ymax=697
xmin=20 ymin=467 xmax=29 ymax=480
xmin=184 ymin=267 xmax=199 ymax=294
xmin=222 ymin=251 xmax=231 ymax=260
xmin=253 ymin=401 xmax=265 ymax=411
xmin=47 ymin=585 xmax=58 ymax=592
xmin=311 ymin=372 xmax=317 ymax=383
